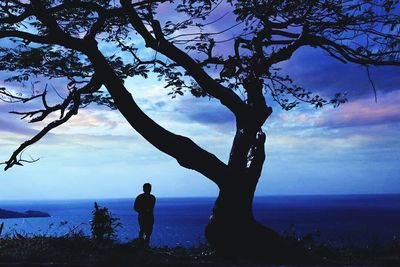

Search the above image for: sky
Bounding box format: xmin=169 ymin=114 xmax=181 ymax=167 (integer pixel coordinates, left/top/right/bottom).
xmin=0 ymin=3 xmax=399 ymax=200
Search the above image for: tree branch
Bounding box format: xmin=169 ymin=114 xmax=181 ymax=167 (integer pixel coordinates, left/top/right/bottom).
xmin=2 ymin=74 xmax=101 ymax=171
xmin=85 ymin=45 xmax=228 ymax=185
xmin=120 ymin=0 xmax=248 ymax=119
xmin=27 ymin=0 xmax=90 ymax=51
xmin=308 ymin=35 xmax=400 ymax=66
xmin=0 ymin=87 xmax=43 ymax=103
xmin=265 ymin=28 xmax=309 ymax=67
xmin=3 ymin=91 xmax=81 ymax=171
xmin=0 ymin=9 xmax=32 ymax=24
xmin=0 ymin=30 xmax=56 ymax=45
xmin=7 ymin=77 xmax=101 ymax=123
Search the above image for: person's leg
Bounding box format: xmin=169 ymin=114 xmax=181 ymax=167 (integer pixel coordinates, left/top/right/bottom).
xmin=138 ymin=215 xmax=145 ymax=241
xmin=144 ymin=224 xmax=153 ymax=247
xmin=139 ymin=229 xmax=144 ymax=239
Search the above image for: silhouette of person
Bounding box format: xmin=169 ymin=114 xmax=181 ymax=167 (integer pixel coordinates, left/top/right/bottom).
xmin=134 ymin=183 xmax=156 ymax=246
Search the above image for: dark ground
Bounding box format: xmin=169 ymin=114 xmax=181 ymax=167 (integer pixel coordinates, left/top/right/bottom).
xmin=0 ymin=235 xmax=399 ymax=267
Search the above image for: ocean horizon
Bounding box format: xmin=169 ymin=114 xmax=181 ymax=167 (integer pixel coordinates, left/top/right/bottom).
xmin=1 ymin=194 xmax=399 ymax=247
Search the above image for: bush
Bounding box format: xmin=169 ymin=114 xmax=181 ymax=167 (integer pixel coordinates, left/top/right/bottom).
xmin=90 ymin=202 xmax=121 ymax=242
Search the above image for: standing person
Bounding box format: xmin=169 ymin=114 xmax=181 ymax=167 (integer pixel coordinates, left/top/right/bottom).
xmin=134 ymin=183 xmax=156 ymax=247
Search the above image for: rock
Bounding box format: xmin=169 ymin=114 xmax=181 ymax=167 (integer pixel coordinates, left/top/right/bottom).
xmin=0 ymin=208 xmax=50 ymax=219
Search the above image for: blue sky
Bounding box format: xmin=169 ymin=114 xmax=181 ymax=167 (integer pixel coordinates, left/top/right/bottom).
xmin=1 ymin=46 xmax=399 ymax=200
xmin=0 ymin=5 xmax=399 ymax=200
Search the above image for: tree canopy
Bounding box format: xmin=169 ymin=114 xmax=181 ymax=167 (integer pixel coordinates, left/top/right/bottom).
xmin=0 ymin=0 xmax=399 ymax=172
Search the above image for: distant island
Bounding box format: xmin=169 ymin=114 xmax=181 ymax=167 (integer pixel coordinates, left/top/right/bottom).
xmin=0 ymin=208 xmax=50 ymax=219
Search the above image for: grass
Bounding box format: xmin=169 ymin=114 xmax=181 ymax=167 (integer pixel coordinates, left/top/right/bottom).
xmin=0 ymin=230 xmax=399 ymax=266
xmin=0 ymin=234 xmax=217 ymax=266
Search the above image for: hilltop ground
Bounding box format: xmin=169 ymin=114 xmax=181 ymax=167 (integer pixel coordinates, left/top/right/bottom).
xmin=0 ymin=234 xmax=399 ymax=267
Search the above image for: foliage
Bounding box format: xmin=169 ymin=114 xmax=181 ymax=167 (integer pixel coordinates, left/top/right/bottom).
xmin=90 ymin=202 xmax=121 ymax=242
xmin=0 ymin=0 xmax=398 ymax=170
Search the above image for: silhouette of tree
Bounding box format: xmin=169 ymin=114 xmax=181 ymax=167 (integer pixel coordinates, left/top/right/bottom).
xmin=0 ymin=0 xmax=399 ymax=256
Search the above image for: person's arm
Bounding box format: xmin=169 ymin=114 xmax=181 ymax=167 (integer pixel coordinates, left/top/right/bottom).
xmin=151 ymin=195 xmax=156 ymax=210
xmin=134 ymin=195 xmax=141 ymax=212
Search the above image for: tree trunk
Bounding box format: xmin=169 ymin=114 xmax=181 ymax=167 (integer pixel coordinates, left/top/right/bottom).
xmin=204 ymin=123 xmax=290 ymax=260
xmin=205 ymin=175 xmax=283 ymax=259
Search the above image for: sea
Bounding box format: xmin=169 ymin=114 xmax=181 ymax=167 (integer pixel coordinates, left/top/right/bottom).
xmin=0 ymin=194 xmax=399 ymax=247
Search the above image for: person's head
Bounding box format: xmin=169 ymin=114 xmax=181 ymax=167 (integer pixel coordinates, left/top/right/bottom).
xmin=143 ymin=183 xmax=152 ymax=194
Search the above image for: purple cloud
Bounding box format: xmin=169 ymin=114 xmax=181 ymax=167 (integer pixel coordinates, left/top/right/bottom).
xmin=0 ymin=117 xmax=37 ymax=136
xmin=314 ymin=91 xmax=400 ymax=129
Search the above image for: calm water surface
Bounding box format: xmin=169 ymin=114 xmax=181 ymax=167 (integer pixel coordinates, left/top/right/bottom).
xmin=0 ymin=194 xmax=399 ymax=247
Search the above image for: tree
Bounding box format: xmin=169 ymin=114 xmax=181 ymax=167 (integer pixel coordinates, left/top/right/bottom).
xmin=0 ymin=0 xmax=399 ymax=257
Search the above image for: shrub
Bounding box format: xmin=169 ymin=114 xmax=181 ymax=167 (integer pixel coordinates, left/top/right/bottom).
xmin=90 ymin=202 xmax=121 ymax=242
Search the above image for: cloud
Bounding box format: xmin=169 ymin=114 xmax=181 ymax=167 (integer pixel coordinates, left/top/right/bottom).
xmin=260 ymin=89 xmax=400 ymax=168
xmin=52 ymin=108 xmax=121 ymax=135
xmin=0 ymin=100 xmax=39 ymax=138
xmin=176 ymin=97 xmax=235 ymax=127
xmin=0 ymin=118 xmax=37 ymax=136
xmin=271 ymin=90 xmax=400 ymax=130
xmin=280 ymin=47 xmax=400 ymax=99
xmin=315 ymin=91 xmax=400 ymax=129
xmin=186 ymin=109 xmax=234 ymax=124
